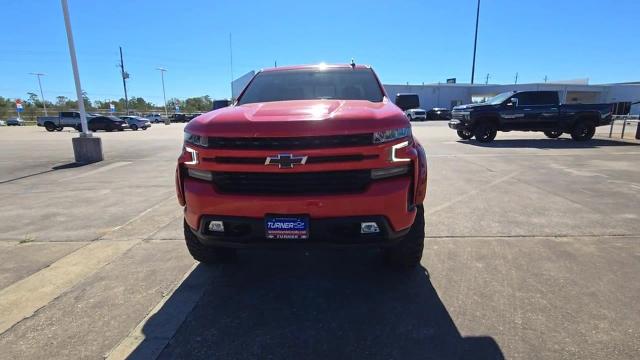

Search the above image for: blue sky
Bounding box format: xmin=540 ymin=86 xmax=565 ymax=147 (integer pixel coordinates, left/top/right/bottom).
xmin=2 ymin=0 xmax=639 ymax=105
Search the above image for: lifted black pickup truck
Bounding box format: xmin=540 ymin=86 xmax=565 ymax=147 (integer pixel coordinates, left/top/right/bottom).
xmin=449 ymin=91 xmax=613 ymax=142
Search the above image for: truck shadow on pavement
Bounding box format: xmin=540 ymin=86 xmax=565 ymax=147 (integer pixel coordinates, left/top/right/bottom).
xmin=461 ymin=137 xmax=637 ymax=149
xmin=132 ymin=249 xmax=504 ymax=360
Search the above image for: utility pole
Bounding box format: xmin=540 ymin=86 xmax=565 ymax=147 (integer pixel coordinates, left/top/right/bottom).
xmin=470 ymin=0 xmax=481 ymax=84
xmin=229 ymin=33 xmax=234 ymax=99
xmin=119 ymin=46 xmax=130 ymax=115
xmin=156 ymin=67 xmax=168 ymax=118
xmin=514 ymin=72 xmax=519 ymax=84
xmin=29 ymin=72 xmax=48 ymax=116
xmin=485 ymin=73 xmax=490 ymax=85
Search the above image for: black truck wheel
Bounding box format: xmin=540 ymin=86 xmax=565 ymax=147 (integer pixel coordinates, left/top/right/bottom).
xmin=474 ymin=122 xmax=497 ymax=142
xmin=457 ymin=130 xmax=473 ymax=140
xmin=570 ymin=121 xmax=595 ymax=141
xmin=184 ymin=219 xmax=236 ymax=264
xmin=130 ymin=124 xmax=138 ymax=131
xmin=386 ymin=205 xmax=425 ymax=269
xmin=544 ymin=130 xmax=562 ymax=138
xmin=44 ymin=122 xmax=57 ymax=132
xmin=55 ymin=126 xmax=63 ymax=132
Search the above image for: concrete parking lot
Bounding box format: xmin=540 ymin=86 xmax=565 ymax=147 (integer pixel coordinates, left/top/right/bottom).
xmin=0 ymin=123 xmax=638 ymax=359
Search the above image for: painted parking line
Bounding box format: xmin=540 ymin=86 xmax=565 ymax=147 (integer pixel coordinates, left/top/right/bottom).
xmin=58 ymin=161 xmax=131 ymax=182
xmin=426 ymin=171 xmax=519 ymax=215
xmin=0 ymin=240 xmax=138 ymax=334
xmin=105 ymin=263 xmax=210 ymax=360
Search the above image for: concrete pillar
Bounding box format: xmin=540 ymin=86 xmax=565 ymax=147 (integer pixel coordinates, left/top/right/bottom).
xmin=72 ymin=136 xmax=103 ymax=163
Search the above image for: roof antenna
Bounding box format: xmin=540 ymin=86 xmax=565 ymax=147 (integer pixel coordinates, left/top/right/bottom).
xmin=350 ymin=58 xmax=356 ymax=69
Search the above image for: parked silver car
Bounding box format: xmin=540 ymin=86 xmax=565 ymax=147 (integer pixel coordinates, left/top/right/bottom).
xmin=120 ymin=116 xmax=151 ymax=131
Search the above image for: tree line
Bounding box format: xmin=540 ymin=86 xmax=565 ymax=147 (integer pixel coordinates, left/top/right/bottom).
xmin=0 ymin=93 xmax=218 ymax=121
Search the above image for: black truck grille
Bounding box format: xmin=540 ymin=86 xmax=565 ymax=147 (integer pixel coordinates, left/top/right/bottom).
xmin=210 ymin=170 xmax=371 ymax=195
xmin=206 ymin=134 xmax=373 ymax=150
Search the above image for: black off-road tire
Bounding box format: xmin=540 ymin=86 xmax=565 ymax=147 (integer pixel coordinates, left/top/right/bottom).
xmin=570 ymin=121 xmax=595 ymax=141
xmin=544 ymin=130 xmax=562 ymax=138
xmin=184 ymin=219 xmax=236 ymax=264
xmin=474 ymin=122 xmax=498 ymax=142
xmin=386 ymin=205 xmax=425 ymax=269
xmin=44 ymin=122 xmax=57 ymax=132
xmin=457 ymin=129 xmax=473 ymax=140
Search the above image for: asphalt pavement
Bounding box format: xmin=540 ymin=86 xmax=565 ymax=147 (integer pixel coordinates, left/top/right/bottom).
xmin=0 ymin=122 xmax=638 ymax=359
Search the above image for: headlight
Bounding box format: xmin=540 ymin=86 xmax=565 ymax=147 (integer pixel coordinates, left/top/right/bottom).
xmin=373 ymin=127 xmax=411 ymax=144
xmin=184 ymin=131 xmax=208 ymax=147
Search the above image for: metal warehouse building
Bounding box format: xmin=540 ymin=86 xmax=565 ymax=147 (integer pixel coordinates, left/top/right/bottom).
xmin=383 ymin=80 xmax=640 ymax=114
xmin=232 ymin=71 xmax=640 ymax=114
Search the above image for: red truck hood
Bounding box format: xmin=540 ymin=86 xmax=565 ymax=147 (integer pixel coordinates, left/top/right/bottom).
xmin=186 ymin=99 xmax=409 ymax=137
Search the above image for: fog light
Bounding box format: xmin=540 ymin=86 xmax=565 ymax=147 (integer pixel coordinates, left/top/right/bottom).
xmin=208 ymin=221 xmax=225 ymax=232
xmin=360 ymin=222 xmax=380 ymax=234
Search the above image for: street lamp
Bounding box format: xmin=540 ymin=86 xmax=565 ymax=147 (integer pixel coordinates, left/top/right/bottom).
xmin=29 ymin=72 xmax=48 ymax=116
xmin=156 ymin=67 xmax=169 ymax=119
xmin=61 ymin=0 xmax=103 ymax=163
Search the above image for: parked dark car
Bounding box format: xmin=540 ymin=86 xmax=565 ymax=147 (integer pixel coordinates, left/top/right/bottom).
xmin=6 ymin=118 xmax=26 ymax=126
xmin=171 ymin=113 xmax=188 ymax=123
xmin=426 ymin=108 xmax=452 ymax=120
xmin=187 ymin=113 xmax=203 ymax=121
xmin=83 ymin=115 xmax=128 ymax=132
xmin=448 ymin=91 xmax=613 ymax=142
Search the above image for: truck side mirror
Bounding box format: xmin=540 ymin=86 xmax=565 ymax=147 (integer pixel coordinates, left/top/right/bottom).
xmin=395 ymin=94 xmax=420 ymax=111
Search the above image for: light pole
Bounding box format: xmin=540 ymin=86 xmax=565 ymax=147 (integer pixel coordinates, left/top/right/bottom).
xmin=156 ymin=67 xmax=168 ymax=119
xmin=470 ymin=0 xmax=481 ymax=84
xmin=29 ymin=72 xmax=48 ymax=116
xmin=61 ymin=0 xmax=103 ymax=163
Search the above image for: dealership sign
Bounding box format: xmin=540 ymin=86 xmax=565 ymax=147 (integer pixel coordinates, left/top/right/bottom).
xmin=16 ymin=100 xmax=24 ymax=112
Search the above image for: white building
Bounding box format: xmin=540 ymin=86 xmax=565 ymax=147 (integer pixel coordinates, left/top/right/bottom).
xmin=232 ymin=72 xmax=640 ymax=114
xmin=383 ymin=81 xmax=640 ymax=113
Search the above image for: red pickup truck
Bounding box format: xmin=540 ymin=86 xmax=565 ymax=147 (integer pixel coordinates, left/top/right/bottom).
xmin=175 ymin=64 xmax=428 ymax=268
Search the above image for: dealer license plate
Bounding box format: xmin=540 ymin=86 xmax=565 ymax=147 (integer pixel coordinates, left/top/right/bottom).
xmin=265 ymin=216 xmax=309 ymax=240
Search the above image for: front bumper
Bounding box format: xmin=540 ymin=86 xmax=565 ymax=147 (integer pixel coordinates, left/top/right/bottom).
xmin=189 ymin=214 xmax=410 ymax=248
xmin=182 ymin=175 xmax=417 ymax=247
xmin=448 ymin=119 xmax=471 ymax=130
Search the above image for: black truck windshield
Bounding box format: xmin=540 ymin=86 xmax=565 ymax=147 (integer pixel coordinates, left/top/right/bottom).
xmin=486 ymin=92 xmax=515 ymax=105
xmin=237 ymin=68 xmax=384 ymax=105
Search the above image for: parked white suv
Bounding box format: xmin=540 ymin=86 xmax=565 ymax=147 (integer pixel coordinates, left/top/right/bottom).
xmin=145 ymin=113 xmax=163 ymax=123
xmin=405 ymin=108 xmax=427 ymax=121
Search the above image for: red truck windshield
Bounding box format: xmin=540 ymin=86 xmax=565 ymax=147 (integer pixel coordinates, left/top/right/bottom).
xmin=237 ymin=68 xmax=384 ymax=105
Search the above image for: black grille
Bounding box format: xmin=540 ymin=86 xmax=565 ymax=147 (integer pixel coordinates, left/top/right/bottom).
xmin=206 ymin=134 xmax=373 ymax=150
xmin=203 ymin=154 xmax=378 ymax=165
xmin=210 ymin=170 xmax=371 ymax=195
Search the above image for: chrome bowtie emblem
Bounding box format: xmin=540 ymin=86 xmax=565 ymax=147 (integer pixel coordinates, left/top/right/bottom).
xmin=265 ymin=154 xmax=308 ymax=168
